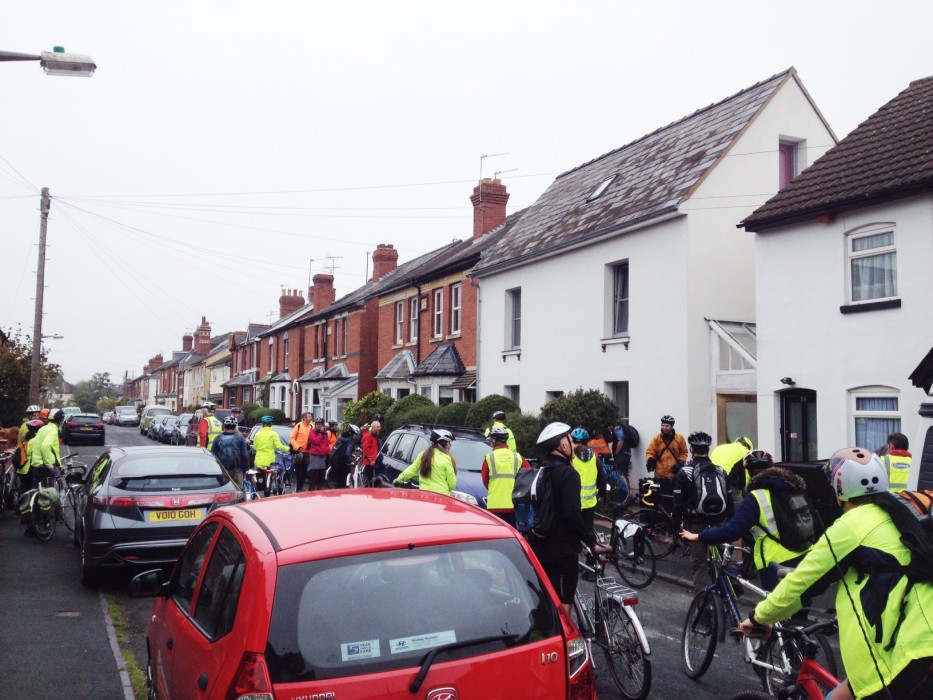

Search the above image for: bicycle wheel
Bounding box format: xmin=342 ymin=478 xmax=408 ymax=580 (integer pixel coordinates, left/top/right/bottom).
xmin=600 ymin=600 xmax=651 ymax=700
xmin=31 ymin=495 xmax=56 ymax=542
xmin=242 ymin=480 xmax=258 ymax=501
xmin=614 ymin=531 xmax=657 ymax=588
xmin=753 ymin=627 xmax=838 ymax=696
xmin=682 ymin=590 xmax=721 ymax=679
xmin=61 ymin=485 xmax=80 ymax=532
xmin=635 ymin=508 xmax=678 ymax=558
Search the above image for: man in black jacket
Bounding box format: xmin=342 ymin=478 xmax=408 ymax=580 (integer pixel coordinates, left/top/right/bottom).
xmin=529 ymin=421 xmax=604 ymax=614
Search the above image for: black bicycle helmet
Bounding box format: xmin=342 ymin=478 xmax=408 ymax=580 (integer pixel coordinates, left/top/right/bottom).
xmin=687 ymin=431 xmax=712 ymax=447
xmin=743 ymin=449 xmax=775 ymax=473
xmin=661 ymin=415 xmax=675 ymax=425
xmin=492 ymin=410 xmax=507 ymax=421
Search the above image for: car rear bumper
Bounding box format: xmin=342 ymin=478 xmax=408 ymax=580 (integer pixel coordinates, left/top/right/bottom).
xmin=84 ymin=536 xmax=190 ymax=568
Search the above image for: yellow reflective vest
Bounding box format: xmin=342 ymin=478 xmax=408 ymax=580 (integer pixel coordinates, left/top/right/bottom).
xmin=882 ymin=452 xmax=912 ymax=493
xmin=201 ymin=414 xmax=223 ymax=450
xmin=484 ymin=448 xmax=522 ymax=510
xmin=748 ymin=489 xmax=811 ymax=570
xmin=572 ymin=452 xmax=599 ymax=510
xmin=710 ymin=441 xmax=750 ymax=475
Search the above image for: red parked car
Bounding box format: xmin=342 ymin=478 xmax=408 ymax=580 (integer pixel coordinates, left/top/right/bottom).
xmin=130 ymin=489 xmax=596 ymax=700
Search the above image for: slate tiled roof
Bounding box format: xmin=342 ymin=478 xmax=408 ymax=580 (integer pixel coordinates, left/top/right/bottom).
xmin=221 ymin=371 xmax=255 ymax=388
xmin=411 ymin=343 xmax=465 ymax=376
xmin=270 ymin=372 xmax=291 ymax=382
xmin=743 ymin=75 xmax=933 ymax=231
xmin=474 ymin=69 xmax=800 ymax=275
xmin=909 ymin=346 xmax=933 ymax=394
xmin=297 ymin=367 xmax=324 ymax=382
xmin=375 ymin=350 xmax=416 ymax=380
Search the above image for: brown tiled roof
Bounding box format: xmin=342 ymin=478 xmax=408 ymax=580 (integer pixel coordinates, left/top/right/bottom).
xmin=473 ymin=70 xmax=797 ymax=275
xmin=743 ymin=75 xmax=933 ymax=231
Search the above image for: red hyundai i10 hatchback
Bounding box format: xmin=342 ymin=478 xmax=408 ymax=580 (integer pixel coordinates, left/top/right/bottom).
xmin=131 ymin=489 xmax=596 ymax=700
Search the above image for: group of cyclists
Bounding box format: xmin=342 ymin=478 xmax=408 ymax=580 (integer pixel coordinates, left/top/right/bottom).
xmin=9 ymin=404 xmax=68 ymax=536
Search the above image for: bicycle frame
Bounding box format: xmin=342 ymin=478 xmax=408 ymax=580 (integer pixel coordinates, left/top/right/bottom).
xmin=575 ymin=557 xmax=651 ymax=656
xmin=792 ymin=655 xmax=840 ymax=700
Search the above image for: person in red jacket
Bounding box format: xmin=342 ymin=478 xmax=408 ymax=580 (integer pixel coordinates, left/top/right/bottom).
xmin=305 ymin=417 xmax=330 ymax=491
xmin=360 ymin=420 xmax=382 ymax=487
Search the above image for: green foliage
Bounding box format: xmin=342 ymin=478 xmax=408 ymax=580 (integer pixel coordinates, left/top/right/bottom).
xmin=258 ymin=381 xmax=270 ymax=408
xmin=465 ymin=394 xmax=520 ymax=430
xmin=343 ymin=391 xmax=395 ymax=427
xmin=539 ymin=388 xmax=620 ymax=438
xmin=385 ymin=394 xmax=435 ymax=432
xmin=72 ymin=372 xmax=117 ymax=413
xmin=508 ymin=413 xmax=545 ymax=459
xmin=0 ymin=327 xmax=59 ymax=427
xmin=248 ymin=407 xmax=287 ymax=425
xmin=390 ymin=404 xmax=440 ymax=428
xmin=436 ymin=401 xmax=471 ymax=426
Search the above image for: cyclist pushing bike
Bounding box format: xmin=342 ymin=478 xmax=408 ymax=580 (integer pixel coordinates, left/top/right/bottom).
xmin=738 ymin=447 xmax=933 ymax=700
xmin=252 ymin=416 xmax=289 ymax=496
xmin=211 ymin=417 xmax=249 ymax=489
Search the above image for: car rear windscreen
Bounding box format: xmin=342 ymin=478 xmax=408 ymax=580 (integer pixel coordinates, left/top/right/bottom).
xmin=112 ymin=456 xmax=227 ymax=491
xmin=265 ymin=539 xmax=559 ymax=683
xmin=71 ymin=415 xmax=102 ymax=425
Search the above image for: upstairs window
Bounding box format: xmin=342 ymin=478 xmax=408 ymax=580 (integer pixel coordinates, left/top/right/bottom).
xmin=506 ymin=288 xmax=521 ymax=350
xmin=269 ymin=338 xmax=276 ymax=374
xmin=409 ymin=297 xmax=419 ymax=342
xmin=342 ymin=315 xmax=349 ymax=355
xmin=433 ymin=289 xmax=444 ymax=338
xmin=611 ymin=261 xmax=629 ymax=337
xmin=779 ymin=140 xmax=798 ymax=189
xmin=283 ymin=333 xmax=289 ymax=372
xmin=848 ymin=226 xmax=897 ymax=303
xmin=450 ymin=283 xmax=462 ymax=334
xmin=395 ymin=302 xmax=404 ymax=344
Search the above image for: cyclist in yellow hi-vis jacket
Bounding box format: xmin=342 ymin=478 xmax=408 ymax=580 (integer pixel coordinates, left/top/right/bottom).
xmin=738 ymin=447 xmax=933 ymax=700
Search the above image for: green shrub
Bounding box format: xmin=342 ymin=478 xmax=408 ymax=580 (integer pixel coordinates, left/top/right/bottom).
xmin=343 ymin=391 xmax=395 ymax=428
xmin=539 ymin=388 xmax=619 ymax=437
xmin=385 ymin=394 xmax=435 ymax=431
xmin=507 ymin=413 xmax=544 ymax=459
xmin=436 ymin=401 xmax=471 ymax=426
xmin=391 ymin=404 xmax=440 ymax=429
xmin=249 ymin=408 xmax=287 ymax=425
xmin=465 ymin=394 xmax=520 ymax=430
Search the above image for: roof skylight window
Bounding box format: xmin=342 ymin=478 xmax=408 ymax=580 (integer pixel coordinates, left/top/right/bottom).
xmin=587 ymin=175 xmax=616 ymax=202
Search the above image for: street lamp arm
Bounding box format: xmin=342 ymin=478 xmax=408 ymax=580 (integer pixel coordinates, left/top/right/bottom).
xmin=0 ymin=50 xmax=43 ymax=62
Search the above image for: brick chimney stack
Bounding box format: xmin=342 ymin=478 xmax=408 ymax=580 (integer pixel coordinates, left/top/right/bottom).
xmin=182 ymin=333 xmax=193 ymax=352
xmin=310 ymin=274 xmax=336 ymax=312
xmin=470 ymin=178 xmax=510 ymax=238
xmin=279 ymin=288 xmax=306 ymax=318
xmin=195 ymin=316 xmax=212 ymax=354
xmin=371 ymin=243 xmax=399 ymax=282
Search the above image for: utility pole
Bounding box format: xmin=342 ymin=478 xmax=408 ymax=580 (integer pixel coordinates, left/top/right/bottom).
xmin=29 ymin=187 xmax=50 ymax=405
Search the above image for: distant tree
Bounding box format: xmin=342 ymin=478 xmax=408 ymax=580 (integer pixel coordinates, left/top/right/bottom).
xmin=72 ymin=372 xmax=118 ymax=413
xmin=0 ymin=327 xmax=59 ymax=427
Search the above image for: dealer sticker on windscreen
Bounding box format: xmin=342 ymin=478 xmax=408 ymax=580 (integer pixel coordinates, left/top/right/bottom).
xmin=390 ymin=630 xmax=457 ymax=654
xmin=341 ymin=640 xmax=381 ymax=662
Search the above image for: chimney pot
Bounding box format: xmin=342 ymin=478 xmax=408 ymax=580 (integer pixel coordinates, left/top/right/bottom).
xmin=470 ymin=179 xmax=510 ymax=238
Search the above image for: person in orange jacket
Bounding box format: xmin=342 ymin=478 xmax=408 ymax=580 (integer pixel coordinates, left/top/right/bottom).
xmin=289 ymin=413 xmax=313 ymax=492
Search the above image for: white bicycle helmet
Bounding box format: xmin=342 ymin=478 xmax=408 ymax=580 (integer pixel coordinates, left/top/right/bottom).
xmin=348 ymin=424 xmax=361 ymax=436
xmin=431 ymin=429 xmax=454 ymax=445
xmin=201 ymin=401 xmax=216 ymax=409
xmin=824 ymin=447 xmax=888 ymax=501
xmin=26 ymin=404 xmax=41 ymax=414
xmin=537 ymin=421 xmax=571 ymax=446
xmin=489 ymin=426 xmax=510 ymax=443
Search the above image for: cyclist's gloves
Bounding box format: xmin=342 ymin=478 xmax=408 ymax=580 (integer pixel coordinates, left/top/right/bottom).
xmin=645 ymin=458 xmax=656 ymax=472
xmin=674 ymin=460 xmax=685 ymax=472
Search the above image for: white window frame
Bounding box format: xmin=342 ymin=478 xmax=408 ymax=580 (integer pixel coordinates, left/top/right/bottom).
xmin=268 ymin=338 xmax=276 ymax=374
xmin=334 ymin=318 xmax=341 ymax=357
xmin=611 ymin=261 xmax=629 ymax=337
xmin=506 ymin=288 xmax=521 ymax=350
xmin=342 ymin=314 xmax=349 ymax=356
xmin=450 ymin=283 xmax=462 ymax=335
xmin=433 ymin=288 xmax=444 ymax=338
xmin=409 ymin=297 xmax=419 ymax=342
xmin=395 ymin=301 xmax=404 ymax=344
xmin=846 ymin=224 xmax=898 ymax=304
xmin=850 ymin=386 xmax=901 ymax=451
xmin=283 ymin=333 xmax=289 ymax=373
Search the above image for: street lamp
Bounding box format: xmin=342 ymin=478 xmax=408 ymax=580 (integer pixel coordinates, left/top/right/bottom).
xmin=0 ymin=46 xmax=96 ymax=77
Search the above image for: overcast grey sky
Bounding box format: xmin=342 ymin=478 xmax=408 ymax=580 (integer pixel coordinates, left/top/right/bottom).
xmin=2 ymin=1 xmax=930 ymax=385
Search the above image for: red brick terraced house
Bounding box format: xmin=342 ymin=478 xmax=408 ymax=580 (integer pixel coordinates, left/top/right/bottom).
xmin=222 ymin=323 xmax=270 ymax=409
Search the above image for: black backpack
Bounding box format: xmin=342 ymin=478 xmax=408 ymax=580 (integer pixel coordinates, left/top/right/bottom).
xmin=622 ymin=424 xmax=640 ymax=449
xmin=691 ymin=462 xmax=730 ymax=516
xmin=870 ymin=489 xmax=933 ymax=649
xmin=329 ymin=438 xmax=350 ymax=470
xmin=512 ymin=465 xmax=557 ymax=538
xmin=764 ymin=489 xmax=822 ymax=552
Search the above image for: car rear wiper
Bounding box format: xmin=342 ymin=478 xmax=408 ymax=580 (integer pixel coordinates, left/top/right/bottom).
xmin=409 ymin=633 xmax=517 ymax=693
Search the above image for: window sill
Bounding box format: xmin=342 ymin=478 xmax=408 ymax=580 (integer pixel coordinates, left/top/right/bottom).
xmin=501 ymin=349 xmax=521 ymax=362
xmin=405 ymin=340 xmax=418 ymax=347
xmin=446 ymin=332 xmax=462 ymax=340
xmin=839 ymin=299 xmax=901 ymax=314
xmin=429 ymin=336 xmax=444 ymax=344
xmin=600 ymin=336 xmax=630 ymax=351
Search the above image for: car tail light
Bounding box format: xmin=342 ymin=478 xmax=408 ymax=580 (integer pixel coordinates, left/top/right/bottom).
xmin=564 ymin=614 xmax=596 ymax=700
xmin=95 ymin=423 xmax=104 ymax=429
xmin=93 ymin=495 xmax=137 ymax=507
xmin=213 ymin=492 xmax=239 ymax=505
xmin=66 ymin=421 xmax=78 ymax=428
xmin=226 ymin=652 xmax=273 ymax=700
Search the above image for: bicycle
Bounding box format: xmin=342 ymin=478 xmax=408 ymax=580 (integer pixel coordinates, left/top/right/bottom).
xmin=55 ymin=454 xmax=89 ymax=532
xmin=242 ymin=468 xmax=260 ymax=501
xmin=572 ymin=544 xmax=652 ymax=700
xmin=267 ymin=452 xmax=291 ymax=496
xmin=0 ymin=450 xmax=20 ymax=515
xmin=727 ymin=619 xmax=841 ymax=700
xmin=20 ymin=456 xmax=87 ymax=541
xmin=634 ymin=477 xmax=682 ymax=559
xmin=595 ymin=501 xmax=657 ymax=588
xmin=682 ymin=543 xmax=838 ymax=695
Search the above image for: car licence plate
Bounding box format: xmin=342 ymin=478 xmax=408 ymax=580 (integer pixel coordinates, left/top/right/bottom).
xmin=148 ymin=509 xmax=203 ymax=522
xmin=81 ymin=427 xmax=93 ymax=431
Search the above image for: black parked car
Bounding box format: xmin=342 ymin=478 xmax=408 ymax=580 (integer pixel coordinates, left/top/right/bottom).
xmin=62 ymin=413 xmax=106 ymax=447
xmin=75 ymin=446 xmax=243 ymax=585
xmin=378 ymin=423 xmax=492 ymax=508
